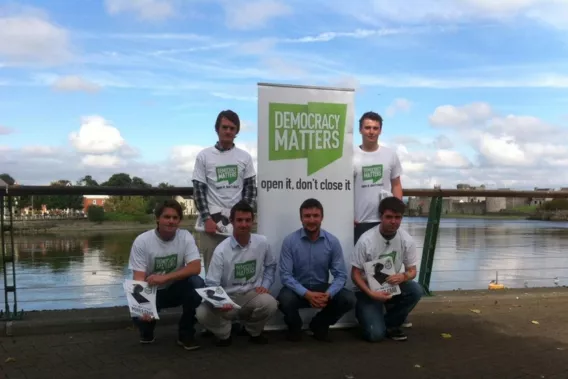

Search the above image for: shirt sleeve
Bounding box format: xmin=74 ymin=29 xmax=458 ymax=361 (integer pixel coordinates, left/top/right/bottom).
xmin=243 ymin=152 xmax=256 ymax=179
xmin=279 ymin=236 xmax=308 ymax=297
xmin=402 ymin=234 xmax=419 ymax=268
xmin=326 ymin=236 xmax=347 ymax=297
xmin=128 ymin=236 xmax=147 ymax=273
xmin=261 ymin=239 xmax=277 ymax=289
xmin=192 ymin=180 xmax=211 ymax=221
xmin=391 ymin=151 xmax=403 ymax=179
xmin=183 ymin=231 xmax=201 ymax=264
xmin=351 ymin=238 xmax=367 ymax=270
xmin=205 ymin=245 xmax=224 ymax=287
xmin=192 ymin=151 xmax=207 ymax=183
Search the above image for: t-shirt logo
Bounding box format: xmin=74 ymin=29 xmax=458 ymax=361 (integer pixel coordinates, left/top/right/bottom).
xmin=362 ymin=164 xmax=383 ymax=183
xmin=379 ymin=251 xmax=397 ymax=263
xmin=234 ymin=260 xmax=257 ymax=281
xmin=216 ymin=165 xmax=239 ymax=184
xmin=154 ymin=254 xmax=178 ymax=273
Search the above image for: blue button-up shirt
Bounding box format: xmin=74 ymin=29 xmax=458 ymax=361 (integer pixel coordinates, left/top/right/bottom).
xmin=279 ymin=228 xmax=347 ymax=297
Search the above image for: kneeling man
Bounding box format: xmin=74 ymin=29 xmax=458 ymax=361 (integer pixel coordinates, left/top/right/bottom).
xmin=196 ymin=200 xmax=278 ymax=346
xmin=351 ymin=196 xmax=423 ymax=342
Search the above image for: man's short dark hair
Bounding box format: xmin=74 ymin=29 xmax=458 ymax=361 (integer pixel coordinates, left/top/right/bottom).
xmin=378 ymin=196 xmax=406 ymax=217
xmin=154 ymin=199 xmax=183 ymax=219
xmin=230 ymin=200 xmax=254 ymax=221
xmin=359 ymin=111 xmax=383 ymax=130
xmin=299 ymin=198 xmax=324 ymax=217
xmin=215 ymin=110 xmax=240 ymax=133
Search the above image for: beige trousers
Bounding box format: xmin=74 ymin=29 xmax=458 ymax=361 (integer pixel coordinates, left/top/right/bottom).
xmin=196 ymin=291 xmax=278 ymax=340
xmin=198 ymin=232 xmax=227 ymax=273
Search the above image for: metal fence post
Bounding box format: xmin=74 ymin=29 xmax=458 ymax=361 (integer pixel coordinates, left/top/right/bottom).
xmin=0 ymin=194 xmax=23 ymax=321
xmin=418 ymin=196 xmax=443 ymax=295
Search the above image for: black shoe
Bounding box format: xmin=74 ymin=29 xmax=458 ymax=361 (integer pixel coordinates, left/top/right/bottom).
xmin=286 ymin=330 xmax=302 ymax=342
xmin=140 ymin=332 xmax=155 ymax=344
xmin=387 ymin=327 xmax=407 ymax=341
xmin=177 ymin=337 xmax=200 ymax=351
xmin=249 ymin=334 xmax=268 ymax=345
xmin=216 ymin=336 xmax=232 ymax=347
xmin=309 ymin=322 xmax=332 ymax=342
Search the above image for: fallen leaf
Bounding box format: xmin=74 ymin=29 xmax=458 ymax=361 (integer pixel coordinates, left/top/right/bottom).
xmin=470 ymin=309 xmax=481 ymax=314
xmin=5 ymin=357 xmax=15 ymax=363
xmin=345 ymin=375 xmax=355 ymax=379
xmin=556 ymin=347 xmax=564 ymax=351
xmin=531 ymin=320 xmax=540 ymax=325
xmin=414 ymin=364 xmax=422 ymax=368
xmin=441 ymin=333 xmax=452 ymax=339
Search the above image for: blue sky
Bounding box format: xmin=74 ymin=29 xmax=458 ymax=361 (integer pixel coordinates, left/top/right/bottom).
xmin=1 ymin=0 xmax=568 ymax=189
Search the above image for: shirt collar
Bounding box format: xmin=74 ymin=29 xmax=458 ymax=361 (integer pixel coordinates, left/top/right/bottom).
xmin=215 ymin=141 xmax=235 ymax=152
xmin=230 ymin=235 xmax=251 ymax=249
xmin=300 ymin=228 xmax=326 ymax=241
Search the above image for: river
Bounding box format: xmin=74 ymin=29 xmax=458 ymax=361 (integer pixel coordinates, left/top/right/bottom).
xmin=2 ymin=217 xmax=568 ymax=311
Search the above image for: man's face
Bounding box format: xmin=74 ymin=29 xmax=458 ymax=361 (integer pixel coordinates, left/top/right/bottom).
xmin=157 ymin=207 xmax=181 ymax=234
xmin=301 ymin=207 xmax=323 ymax=233
xmin=217 ymin=116 xmax=238 ymax=145
xmin=380 ymin=209 xmax=402 ymax=234
xmin=232 ymin=210 xmax=253 ymax=236
xmin=360 ymin=118 xmax=381 ymax=144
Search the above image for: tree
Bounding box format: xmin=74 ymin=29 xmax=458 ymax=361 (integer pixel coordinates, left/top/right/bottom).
xmin=0 ymin=173 xmax=15 ymax=185
xmin=77 ymin=175 xmax=99 ymax=186
xmin=87 ymin=205 xmax=105 ymax=223
xmin=104 ymin=196 xmax=148 ymax=215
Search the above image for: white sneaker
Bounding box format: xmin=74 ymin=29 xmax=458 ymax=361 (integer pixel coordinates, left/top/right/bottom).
xmin=402 ymin=320 xmax=413 ymax=328
xmin=216 ymin=220 xmax=233 ymax=235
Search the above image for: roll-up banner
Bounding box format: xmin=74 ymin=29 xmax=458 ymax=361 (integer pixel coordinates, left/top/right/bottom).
xmin=257 ymin=82 xmax=355 ymax=329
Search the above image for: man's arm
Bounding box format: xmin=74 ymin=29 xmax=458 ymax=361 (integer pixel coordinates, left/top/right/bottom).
xmin=192 ymin=179 xmax=211 ymax=221
xmin=279 ymin=238 xmax=308 ymax=297
xmin=163 ymin=232 xmax=202 ymax=282
xmin=391 ymin=152 xmax=403 ymax=199
xmin=261 ymin=242 xmax=277 ymax=289
xmin=129 ymin=238 xmax=147 ymax=281
xmin=205 ymin=247 xmax=224 ymax=287
xmin=401 ymin=235 xmax=419 ymax=281
xmin=391 ymin=176 xmax=402 ymax=199
xmin=350 ymin=240 xmax=372 ymax=295
xmin=242 ymin=176 xmax=257 ymax=210
xmin=326 ymin=237 xmax=348 ymax=297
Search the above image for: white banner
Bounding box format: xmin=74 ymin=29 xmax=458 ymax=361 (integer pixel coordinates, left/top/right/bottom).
xmin=256 ymin=83 xmax=355 ymax=329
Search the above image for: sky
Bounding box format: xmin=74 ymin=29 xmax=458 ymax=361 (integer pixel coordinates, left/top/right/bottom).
xmin=1 ymin=0 xmax=568 ymax=189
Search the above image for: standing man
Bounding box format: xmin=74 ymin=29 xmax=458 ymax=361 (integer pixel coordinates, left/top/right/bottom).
xmin=192 ymin=109 xmax=257 ymax=273
xmin=353 ymin=111 xmax=403 ymax=244
xmin=277 ymin=198 xmax=355 ymax=342
xmin=351 ymin=196 xmax=423 ymax=342
xmin=128 ymin=199 xmax=204 ymax=350
xmin=196 ymin=200 xmax=278 ymax=346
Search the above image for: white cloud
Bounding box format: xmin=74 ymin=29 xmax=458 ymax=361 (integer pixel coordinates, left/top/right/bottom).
xmin=429 ymin=102 xmax=494 ymax=128
xmin=434 ymin=149 xmax=471 ymax=168
xmin=52 ymin=75 xmax=101 ymax=93
xmin=104 ymin=0 xmax=175 ymax=21
xmin=432 ymin=135 xmax=454 ymax=149
xmin=20 ymin=145 xmax=60 ymax=156
xmin=223 ymin=0 xmax=292 ymax=30
xmin=385 ymin=98 xmax=412 ymax=117
xmin=69 ymin=116 xmax=125 ymax=154
xmin=211 ymin=92 xmax=257 ymax=102
xmin=81 ymin=154 xmax=122 ymax=168
xmin=0 ymin=6 xmax=72 ymax=65
xmin=0 ymin=125 xmax=13 ymax=135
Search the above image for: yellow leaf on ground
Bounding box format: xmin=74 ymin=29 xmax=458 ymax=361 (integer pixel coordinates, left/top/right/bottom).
xmin=470 ymin=309 xmax=481 ymax=314
xmin=5 ymin=357 xmax=16 ymax=363
xmin=532 ymin=320 xmax=540 ymax=325
xmin=441 ymin=333 xmax=452 ymax=338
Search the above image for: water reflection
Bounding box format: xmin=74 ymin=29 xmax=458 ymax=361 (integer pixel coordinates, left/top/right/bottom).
xmin=1 ymin=219 xmax=568 ymax=310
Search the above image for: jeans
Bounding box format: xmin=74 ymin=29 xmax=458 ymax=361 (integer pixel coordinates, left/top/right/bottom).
xmin=133 ymin=275 xmax=205 ymax=340
xmin=355 ymin=280 xmax=423 ymax=342
xmin=277 ymin=284 xmax=355 ymax=333
xmin=354 ymin=222 xmax=380 ymax=244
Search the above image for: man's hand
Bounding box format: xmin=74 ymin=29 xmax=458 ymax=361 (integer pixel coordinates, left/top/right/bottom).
xmin=255 ymin=287 xmax=269 ymax=294
xmin=386 ymin=273 xmax=406 ymax=286
xmin=146 ymin=274 xmax=168 ymax=286
xmin=219 ymin=304 xmax=233 ymax=312
xmin=369 ymin=291 xmax=393 ymax=302
xmin=304 ymin=291 xmax=329 ymax=308
xmin=139 ymin=314 xmax=153 ymax=322
xmin=205 ymin=218 xmax=217 ymax=234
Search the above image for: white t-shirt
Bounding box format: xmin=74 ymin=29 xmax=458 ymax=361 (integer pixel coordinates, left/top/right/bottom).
xmin=128 ymin=229 xmax=201 ymax=289
xmin=192 ymin=146 xmax=255 ymax=216
xmin=205 ymin=234 xmax=276 ymax=295
xmin=353 ymin=145 xmax=402 ymax=223
xmin=351 ymin=225 xmax=418 ymax=291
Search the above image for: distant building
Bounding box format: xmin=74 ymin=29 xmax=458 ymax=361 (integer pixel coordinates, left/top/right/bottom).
xmin=175 ymin=196 xmax=197 ymax=216
xmin=83 ymin=195 xmax=110 ymax=212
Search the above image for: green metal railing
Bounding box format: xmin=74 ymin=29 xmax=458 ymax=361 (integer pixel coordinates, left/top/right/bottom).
xmin=2 ymin=185 xmax=568 ymax=320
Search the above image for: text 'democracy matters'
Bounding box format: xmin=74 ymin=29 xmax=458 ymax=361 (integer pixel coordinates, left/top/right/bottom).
xmin=260 ymin=178 xmax=351 ymax=192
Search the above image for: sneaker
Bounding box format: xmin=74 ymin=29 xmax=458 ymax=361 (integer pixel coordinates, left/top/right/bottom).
xmin=177 ymin=337 xmax=200 ymax=351
xmin=249 ymin=334 xmax=268 ymax=345
xmin=402 ymin=320 xmax=413 ymax=328
xmin=309 ymin=323 xmax=332 ymax=343
xmin=140 ymin=335 xmax=155 ymax=344
xmin=387 ymin=327 xmax=407 ymax=341
xmin=216 ymin=336 xmax=232 ymax=347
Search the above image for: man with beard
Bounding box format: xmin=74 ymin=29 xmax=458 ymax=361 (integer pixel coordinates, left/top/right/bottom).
xmin=277 ymin=198 xmax=355 ymax=342
xmin=196 ymin=200 xmax=278 ymax=346
xmin=351 ymin=196 xmax=423 ymax=342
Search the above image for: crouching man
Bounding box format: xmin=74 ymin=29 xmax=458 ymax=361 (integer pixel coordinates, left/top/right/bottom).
xmin=128 ymin=199 xmax=204 ymax=350
xmin=351 ymin=196 xmax=423 ymax=342
xmin=196 ymin=200 xmax=278 ymax=346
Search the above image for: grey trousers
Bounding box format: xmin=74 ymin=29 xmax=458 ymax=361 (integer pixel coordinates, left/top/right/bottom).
xmin=196 ymin=290 xmax=278 ymax=340
xmin=198 ymin=232 xmax=227 ymax=273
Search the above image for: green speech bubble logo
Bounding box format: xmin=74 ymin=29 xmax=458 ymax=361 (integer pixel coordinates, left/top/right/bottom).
xmin=268 ymin=101 xmax=347 ymax=175
xmin=216 ymin=165 xmax=238 ymax=184
xmin=362 ymin=164 xmax=383 ymax=183
xmin=234 ymin=260 xmax=257 ymax=281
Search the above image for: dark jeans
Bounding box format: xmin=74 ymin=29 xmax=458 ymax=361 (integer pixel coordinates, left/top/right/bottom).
xmin=276 ymin=284 xmax=355 ymax=333
xmin=354 ymin=222 xmax=380 ymax=244
xmin=133 ymin=275 xmax=204 ymax=340
xmin=355 ymin=280 xmax=423 ymax=342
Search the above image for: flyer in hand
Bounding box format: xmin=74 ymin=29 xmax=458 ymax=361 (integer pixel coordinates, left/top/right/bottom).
xmin=123 ymin=279 xmax=160 ymax=319
xmin=194 ymin=212 xmax=233 ymax=236
xmin=363 ymin=256 xmax=401 ymax=296
xmin=196 ymin=286 xmax=241 ymax=309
